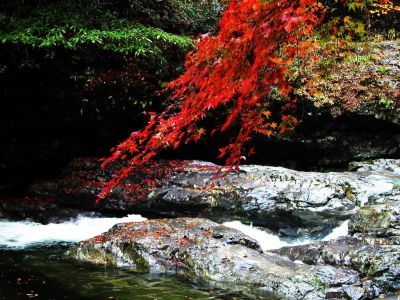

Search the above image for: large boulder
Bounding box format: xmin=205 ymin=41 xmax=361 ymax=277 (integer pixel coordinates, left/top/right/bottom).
xmin=55 ymin=158 xmax=400 ymax=237
xmin=3 ymin=158 xmax=400 ymax=235
xmin=74 ymin=217 xmax=363 ymax=299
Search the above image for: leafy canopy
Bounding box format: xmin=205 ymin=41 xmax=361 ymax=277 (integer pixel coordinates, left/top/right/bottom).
xmin=99 ymin=0 xmax=392 ymax=199
xmin=0 ymin=1 xmax=193 ymax=62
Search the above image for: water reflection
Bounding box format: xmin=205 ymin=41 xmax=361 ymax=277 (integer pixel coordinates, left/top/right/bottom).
xmin=0 ymin=245 xmax=275 ymax=300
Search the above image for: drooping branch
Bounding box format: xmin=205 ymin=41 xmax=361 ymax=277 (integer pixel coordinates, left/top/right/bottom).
xmin=99 ymin=0 xmax=387 ymax=200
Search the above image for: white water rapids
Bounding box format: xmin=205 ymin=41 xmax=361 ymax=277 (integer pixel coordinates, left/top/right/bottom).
xmin=0 ymin=214 xmax=146 ymax=248
xmin=223 ymin=220 xmax=349 ymax=251
xmin=0 ymin=215 xmax=348 ymax=250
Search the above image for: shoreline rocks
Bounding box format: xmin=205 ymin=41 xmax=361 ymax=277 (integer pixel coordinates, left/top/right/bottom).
xmin=271 ymin=194 xmax=400 ymax=299
xmin=74 ymin=217 xmax=363 ymax=299
xmin=0 ymin=158 xmax=399 ymax=298
xmin=73 ymin=213 xmax=399 ymax=299
xmin=46 ymin=158 xmax=400 ymax=236
xmin=73 ymin=188 xmax=400 ymax=299
xmin=1 ymin=158 xmax=400 ymax=238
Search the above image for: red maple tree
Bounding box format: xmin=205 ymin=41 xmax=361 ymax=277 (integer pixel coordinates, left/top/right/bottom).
xmin=99 ymin=0 xmax=390 ymax=199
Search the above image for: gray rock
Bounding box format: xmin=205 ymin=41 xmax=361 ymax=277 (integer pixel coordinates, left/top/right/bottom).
xmin=273 ymin=236 xmax=400 ymax=297
xmin=349 ymin=159 xmax=400 ymax=175
xmin=349 ymin=204 xmax=400 ymax=238
xmin=74 ymin=217 xmax=363 ymax=299
xmin=6 ymin=158 xmax=399 ymax=235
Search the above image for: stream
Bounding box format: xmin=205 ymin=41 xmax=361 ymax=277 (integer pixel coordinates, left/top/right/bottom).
xmin=0 ymin=214 xmax=349 ymax=299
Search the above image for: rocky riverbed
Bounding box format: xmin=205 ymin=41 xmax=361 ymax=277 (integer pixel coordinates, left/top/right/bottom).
xmin=2 ymin=158 xmax=399 ymax=237
xmin=73 ymin=202 xmax=399 ymax=299
xmin=1 ymin=158 xmax=400 ymax=299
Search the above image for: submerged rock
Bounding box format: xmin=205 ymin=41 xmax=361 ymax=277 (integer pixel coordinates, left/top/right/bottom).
xmin=74 ymin=217 xmax=363 ymax=299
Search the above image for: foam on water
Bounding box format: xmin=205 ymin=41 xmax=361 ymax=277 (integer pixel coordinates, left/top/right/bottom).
xmin=0 ymin=212 xmax=349 ymax=251
xmin=322 ymin=220 xmax=349 ymax=241
xmin=0 ymin=214 xmax=146 ymax=248
xmin=223 ymin=220 xmax=349 ymax=251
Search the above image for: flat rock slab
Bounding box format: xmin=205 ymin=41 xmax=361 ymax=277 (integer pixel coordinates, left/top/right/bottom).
xmin=57 ymin=158 xmax=400 ymax=237
xmin=3 ymin=158 xmax=400 ymax=235
xmin=74 ymin=217 xmax=366 ymax=299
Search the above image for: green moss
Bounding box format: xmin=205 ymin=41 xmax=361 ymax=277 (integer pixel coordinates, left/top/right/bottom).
xmin=305 ymin=276 xmax=326 ymax=290
xmin=340 ymin=183 xmax=358 ymax=201
xmin=120 ymin=243 xmax=150 ymax=272
xmin=345 ymin=53 xmax=372 ymax=65
xmin=351 ymin=206 xmax=392 ymax=233
xmin=79 ymin=246 xmax=118 ymax=265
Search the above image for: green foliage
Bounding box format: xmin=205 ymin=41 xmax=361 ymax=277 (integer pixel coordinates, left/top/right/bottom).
xmin=111 ymin=0 xmax=224 ymax=34
xmin=377 ymin=66 xmax=389 ymax=74
xmin=345 ymin=53 xmax=372 ymax=65
xmin=0 ymin=64 xmax=6 ymax=74
xmin=379 ymin=97 xmax=394 ymax=109
xmin=0 ymin=0 xmax=208 ymax=114
xmin=0 ymin=1 xmax=193 ymax=64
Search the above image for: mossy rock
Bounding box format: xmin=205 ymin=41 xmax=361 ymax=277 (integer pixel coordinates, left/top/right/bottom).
xmin=348 ymin=205 xmax=397 ymax=236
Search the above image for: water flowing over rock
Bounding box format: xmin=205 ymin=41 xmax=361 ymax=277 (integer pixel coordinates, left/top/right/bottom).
xmin=272 ymin=193 xmax=400 ymax=298
xmin=2 ymin=158 xmax=399 ymax=298
xmin=71 ymin=180 xmax=400 ymax=299
xmin=2 ymin=158 xmax=400 ymax=238
xmin=57 ymin=158 xmax=400 ymax=236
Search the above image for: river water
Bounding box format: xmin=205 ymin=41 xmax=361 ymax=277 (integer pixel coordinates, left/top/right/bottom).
xmin=0 ymin=215 xmax=348 ymax=299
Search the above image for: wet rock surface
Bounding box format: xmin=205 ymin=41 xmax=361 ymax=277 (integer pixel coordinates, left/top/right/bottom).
xmin=2 ymin=158 xmax=400 ymax=236
xmin=274 ymin=235 xmax=400 ymax=297
xmin=273 ymin=195 xmax=400 ymax=299
xmin=69 ymin=183 xmax=400 ymax=300
xmin=74 ymin=217 xmax=363 ymax=299
xmin=0 ymin=197 xmax=89 ymax=224
xmin=1 ymin=158 xmax=399 ymax=298
xmin=58 ymin=158 xmax=400 ymax=236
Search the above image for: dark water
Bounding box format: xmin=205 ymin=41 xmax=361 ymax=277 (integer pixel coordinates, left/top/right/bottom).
xmin=0 ymin=244 xmax=271 ymax=300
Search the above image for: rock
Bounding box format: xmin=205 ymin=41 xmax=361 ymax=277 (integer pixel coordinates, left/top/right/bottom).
xmin=3 ymin=158 xmax=400 ymax=235
xmin=349 ymin=204 xmax=400 ymax=238
xmin=74 ymin=217 xmax=363 ymax=299
xmin=273 ymin=236 xmax=400 ymax=297
xmin=270 ymin=168 xmax=400 ymax=298
xmin=55 ymin=158 xmax=400 ymax=238
xmin=349 ymin=159 xmax=400 ymax=174
xmin=0 ymin=195 xmax=91 ymax=224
